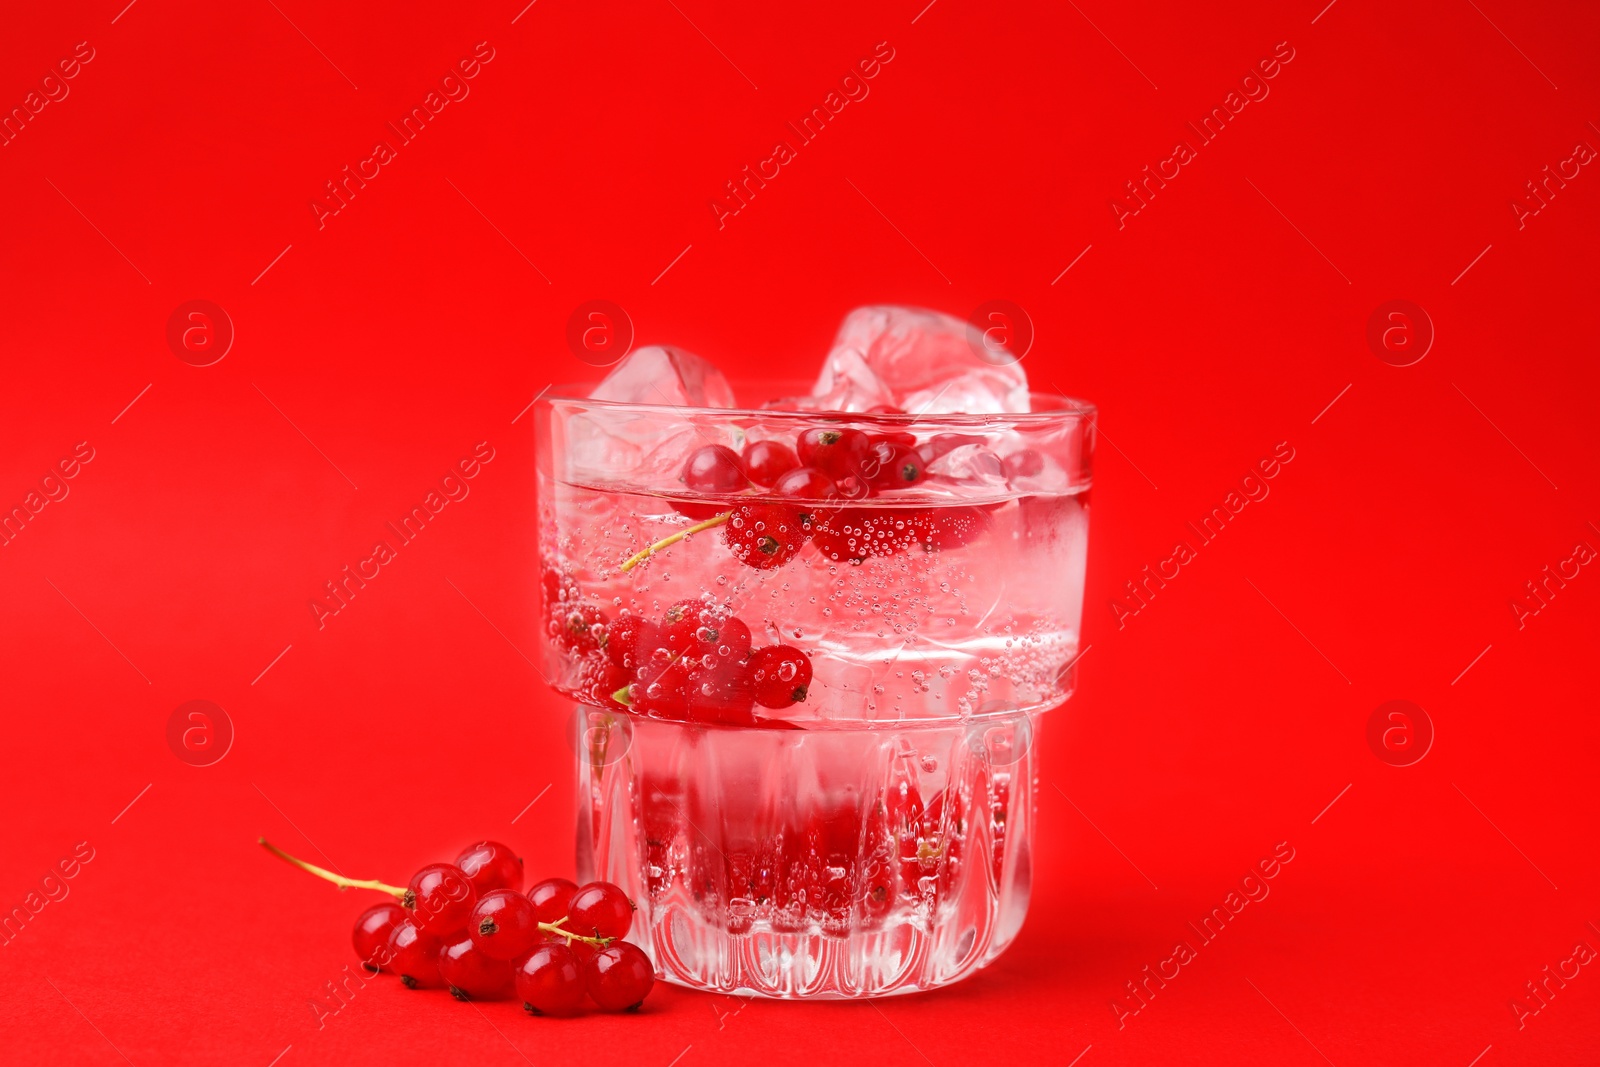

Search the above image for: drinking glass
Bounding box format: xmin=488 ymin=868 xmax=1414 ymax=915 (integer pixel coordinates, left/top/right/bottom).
xmin=536 ymin=390 xmax=1093 ymax=997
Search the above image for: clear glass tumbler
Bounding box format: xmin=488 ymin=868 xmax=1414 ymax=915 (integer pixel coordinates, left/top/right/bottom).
xmin=536 ymin=391 xmax=1094 ymax=998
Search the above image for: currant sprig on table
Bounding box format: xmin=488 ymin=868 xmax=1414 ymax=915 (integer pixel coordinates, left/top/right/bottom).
xmin=259 ymin=838 xmax=653 ymax=1014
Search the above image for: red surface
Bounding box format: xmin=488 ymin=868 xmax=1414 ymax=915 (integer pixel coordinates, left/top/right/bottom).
xmin=1 ymin=1 xmax=1597 ymax=1064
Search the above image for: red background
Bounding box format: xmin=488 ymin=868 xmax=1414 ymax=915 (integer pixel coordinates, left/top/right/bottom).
xmin=2 ymin=1 xmax=1597 ymax=1064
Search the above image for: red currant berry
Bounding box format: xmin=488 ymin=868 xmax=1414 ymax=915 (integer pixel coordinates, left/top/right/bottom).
xmin=749 ymin=646 xmax=813 ymax=708
xmin=772 ymin=466 xmax=839 ymax=501
xmin=692 ymin=613 xmax=751 ymax=667
xmin=813 ymin=509 xmax=920 ymax=563
xmin=468 ymin=889 xmax=539 ymax=961
xmin=722 ymin=504 xmax=807 ymax=569
xmin=387 ymin=920 xmax=443 ymax=989
xmin=797 ymin=427 xmax=871 ymax=482
xmin=569 ymin=882 xmax=635 ymax=941
xmin=660 ymin=598 xmax=712 ymax=655
xmin=687 ymin=659 xmax=756 ymax=725
xmin=604 ymin=613 xmax=657 ymax=672
xmin=865 ymin=404 xmax=906 ymax=415
xmin=626 ymin=654 xmax=691 ymax=718
xmin=552 ymin=604 xmax=608 ymax=656
xmin=516 ymin=943 xmax=587 ymax=1016
xmin=438 ymin=934 xmax=516 ymax=1000
xmin=577 ymin=654 xmax=629 ymax=706
xmin=682 ymin=444 xmax=747 ymax=494
xmin=1001 ymin=448 xmax=1044 ymax=479
xmin=741 ymin=440 xmax=800 ymax=487
xmin=353 ymin=902 xmax=407 ymax=973
xmin=405 ymin=863 xmax=477 ymax=937
xmin=456 ymin=841 xmax=524 ymax=895
xmin=867 ymin=441 xmax=925 ymax=490
xmin=527 ymin=877 xmax=580 ymax=926
xmin=585 ymin=942 xmax=655 ymax=1011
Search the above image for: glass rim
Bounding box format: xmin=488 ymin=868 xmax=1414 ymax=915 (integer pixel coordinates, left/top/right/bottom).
xmin=540 ymin=384 xmax=1097 ymax=428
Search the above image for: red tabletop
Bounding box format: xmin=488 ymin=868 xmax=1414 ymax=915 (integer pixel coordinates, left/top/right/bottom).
xmin=2 ymin=1 xmax=1597 ymax=1064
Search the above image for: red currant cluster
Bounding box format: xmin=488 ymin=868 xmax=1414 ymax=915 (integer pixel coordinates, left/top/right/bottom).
xmin=544 ymin=569 xmax=812 ymax=722
xmin=263 ymin=838 xmax=653 ymax=1016
xmin=639 ymin=419 xmax=1009 ymax=573
xmin=610 ymin=598 xmax=812 ymax=724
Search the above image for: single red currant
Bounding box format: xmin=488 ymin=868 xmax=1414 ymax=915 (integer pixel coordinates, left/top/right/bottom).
xmin=353 ymin=902 xmax=407 ymax=973
xmin=692 ymin=613 xmax=750 ymax=667
xmin=865 ymin=404 xmax=907 ymax=415
xmin=405 ymin=863 xmax=477 ymax=937
xmin=552 ymin=604 xmax=608 ymax=656
xmin=625 ymin=654 xmax=691 ymax=719
xmin=772 ymin=466 xmax=839 ymax=501
xmin=659 ymin=598 xmax=712 ymax=655
xmin=468 ymin=889 xmax=540 ymax=961
xmin=387 ymin=919 xmax=443 ymax=989
xmin=749 ymin=646 xmax=813 ymax=708
xmin=867 ymin=441 xmax=925 ymax=490
xmin=681 ymin=444 xmax=747 ymax=493
xmin=741 ymin=440 xmax=800 ymax=487
xmin=516 ymin=943 xmax=588 ymax=1016
xmin=526 ymin=877 xmax=580 ymax=926
xmin=722 ymin=504 xmax=807 ymax=569
xmin=576 ymin=655 xmax=629 ymax=706
xmin=438 ymin=934 xmax=516 ymax=1000
xmin=687 ymin=659 xmax=757 ymax=725
xmin=585 ymin=942 xmax=655 ymax=1011
xmin=456 ymin=841 xmax=524 ymax=895
xmin=797 ymin=427 xmax=871 ymax=482
xmin=569 ymin=882 xmax=635 ymax=942
xmin=604 ymin=613 xmax=657 ymax=672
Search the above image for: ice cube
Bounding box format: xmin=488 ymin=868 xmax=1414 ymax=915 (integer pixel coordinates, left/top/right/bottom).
xmin=811 ymin=306 xmax=1030 ymax=415
xmin=567 ymin=346 xmax=738 ymax=485
xmin=591 ymin=345 xmax=737 ymax=408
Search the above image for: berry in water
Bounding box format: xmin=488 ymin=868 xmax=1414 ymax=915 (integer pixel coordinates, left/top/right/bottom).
xmin=797 ymin=427 xmax=871 ymax=482
xmin=353 ymin=902 xmax=407 ymax=973
xmin=866 ymin=440 xmax=925 ymax=490
xmin=568 ymin=881 xmax=635 ymax=941
xmin=604 ymin=613 xmax=657 ymax=672
xmin=687 ymin=658 xmax=756 ymax=725
xmin=516 ymin=943 xmax=588 ymax=1016
xmin=456 ymin=841 xmax=524 ymax=895
xmin=660 ymin=598 xmax=713 ymax=655
xmin=437 ymin=934 xmax=515 ymax=1000
xmin=722 ymin=504 xmax=807 ymax=569
xmin=681 ymin=444 xmax=747 ymax=494
xmin=741 ymin=440 xmax=800 ymax=487
xmin=749 ymin=646 xmax=813 ymax=708
xmin=405 ymin=864 xmax=477 ymax=937
xmin=387 ymin=919 xmax=443 ymax=989
xmin=585 ymin=942 xmax=655 ymax=1011
xmin=526 ymin=877 xmax=579 ymax=926
xmin=625 ymin=653 xmax=691 ymax=718
xmin=468 ymin=889 xmax=540 ymax=961
xmin=577 ymin=655 xmax=629 ymax=707
xmin=552 ymin=604 xmax=608 ymax=656
xmin=772 ymin=466 xmax=839 ymax=501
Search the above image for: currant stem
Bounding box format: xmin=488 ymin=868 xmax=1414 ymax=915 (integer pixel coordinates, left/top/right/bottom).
xmin=258 ymin=837 xmax=406 ymax=899
xmin=620 ymin=512 xmax=731 ymax=572
xmin=537 ymin=917 xmax=612 ymax=948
